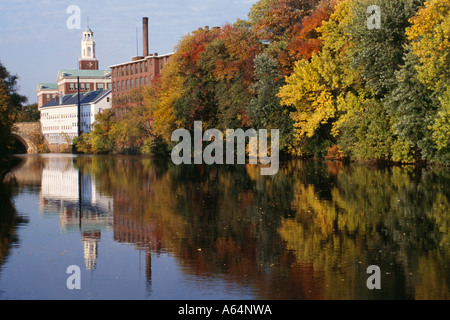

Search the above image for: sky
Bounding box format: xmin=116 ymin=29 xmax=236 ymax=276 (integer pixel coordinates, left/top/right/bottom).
xmin=0 ymin=0 xmax=258 ymax=104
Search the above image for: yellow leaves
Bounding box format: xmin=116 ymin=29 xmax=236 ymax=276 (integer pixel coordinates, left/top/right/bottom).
xmin=406 ymin=0 xmax=450 ymax=91
xmin=276 ymin=0 xmax=361 ymax=152
xmin=143 ymin=59 xmax=184 ymax=143
xmin=431 ymin=86 xmax=450 ymax=150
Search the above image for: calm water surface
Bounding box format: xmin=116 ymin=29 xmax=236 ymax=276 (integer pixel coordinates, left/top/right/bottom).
xmin=0 ymin=154 xmax=449 ymax=300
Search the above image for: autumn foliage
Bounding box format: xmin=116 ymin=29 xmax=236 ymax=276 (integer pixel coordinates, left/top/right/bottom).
xmin=77 ymin=0 xmax=450 ymax=164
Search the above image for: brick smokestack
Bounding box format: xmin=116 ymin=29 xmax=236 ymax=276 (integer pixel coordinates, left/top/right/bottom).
xmin=143 ymin=17 xmax=149 ymax=57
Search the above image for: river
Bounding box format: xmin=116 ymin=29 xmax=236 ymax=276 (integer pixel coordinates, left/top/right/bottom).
xmin=0 ymin=154 xmax=448 ymax=300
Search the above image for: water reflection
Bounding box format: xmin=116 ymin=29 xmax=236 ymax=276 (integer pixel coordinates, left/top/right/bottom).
xmin=3 ymin=155 xmax=450 ymax=300
xmin=39 ymin=156 xmax=113 ymax=270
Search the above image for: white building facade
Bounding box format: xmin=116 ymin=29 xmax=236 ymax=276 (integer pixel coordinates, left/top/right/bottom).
xmin=40 ymin=90 xmax=112 ymax=145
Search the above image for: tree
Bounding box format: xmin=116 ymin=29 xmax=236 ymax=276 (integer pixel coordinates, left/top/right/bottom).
xmin=431 ymin=87 xmax=450 ymax=158
xmin=247 ymin=53 xmax=294 ymax=150
xmin=278 ymin=0 xmax=358 ymax=157
xmin=347 ymin=0 xmax=425 ymax=97
xmin=89 ymin=109 xmax=116 ymax=154
xmin=147 ymin=61 xmax=184 ymax=144
xmin=0 ymin=79 xmax=14 ymax=163
xmin=282 ymin=0 xmax=338 ymax=74
xmin=385 ymin=48 xmax=440 ymax=162
xmin=16 ymin=103 xmax=40 ymax=122
xmin=211 ymin=24 xmax=264 ymax=129
xmin=171 ymin=27 xmax=222 ymax=129
xmin=406 ymin=0 xmax=450 ymax=156
xmin=0 ymin=61 xmax=27 ymax=118
xmin=252 ymin=0 xmax=320 ymax=43
xmin=406 ymin=0 xmax=450 ymax=94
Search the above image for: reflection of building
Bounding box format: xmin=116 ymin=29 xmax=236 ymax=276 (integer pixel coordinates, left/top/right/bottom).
xmin=82 ymin=231 xmax=101 ymax=270
xmin=39 ymin=156 xmax=113 ymax=270
xmin=113 ymin=189 xmax=165 ymax=294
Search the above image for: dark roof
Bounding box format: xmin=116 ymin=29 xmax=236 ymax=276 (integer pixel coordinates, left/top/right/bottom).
xmin=41 ymin=90 xmax=111 ymax=108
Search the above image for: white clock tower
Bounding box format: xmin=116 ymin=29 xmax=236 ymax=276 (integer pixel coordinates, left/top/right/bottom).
xmin=79 ymin=25 xmax=99 ymax=70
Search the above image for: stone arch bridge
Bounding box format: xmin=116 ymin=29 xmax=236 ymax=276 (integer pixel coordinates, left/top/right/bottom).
xmin=12 ymin=122 xmax=43 ymax=154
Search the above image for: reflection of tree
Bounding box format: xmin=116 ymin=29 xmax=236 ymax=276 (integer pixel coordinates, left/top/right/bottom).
xmin=279 ymin=162 xmax=450 ymax=299
xmin=73 ymin=156 xmax=449 ymax=300
xmin=0 ymin=182 xmax=28 ymax=274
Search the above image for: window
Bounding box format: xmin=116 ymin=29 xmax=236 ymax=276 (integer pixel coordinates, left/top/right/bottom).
xmin=135 ymin=78 xmax=139 ymax=88
xmin=80 ymin=83 xmax=85 ymax=90
xmin=97 ymin=83 xmax=104 ymax=90
xmin=86 ymin=83 xmax=90 ymax=91
xmin=145 ymin=77 xmax=148 ymax=85
xmin=70 ymin=83 xmax=75 ymax=90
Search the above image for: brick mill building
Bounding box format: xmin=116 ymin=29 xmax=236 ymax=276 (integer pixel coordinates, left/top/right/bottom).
xmin=109 ymin=17 xmax=174 ymax=115
xmin=37 ymin=25 xmax=111 ymax=108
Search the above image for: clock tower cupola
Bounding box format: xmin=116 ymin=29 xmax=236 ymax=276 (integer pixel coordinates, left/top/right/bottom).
xmin=79 ymin=24 xmax=99 ymax=70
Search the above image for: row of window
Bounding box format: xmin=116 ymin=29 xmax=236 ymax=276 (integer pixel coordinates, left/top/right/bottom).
xmin=43 ymin=126 xmax=60 ymax=131
xmin=43 ymin=122 xmax=91 ymax=132
xmin=114 ymin=61 xmax=149 ymax=77
xmin=44 ymin=94 xmax=57 ymax=100
xmin=69 ymin=83 xmax=111 ymax=91
xmin=113 ymin=57 xmax=170 ymax=78
xmin=42 ymin=111 xmax=92 ymax=119
xmin=45 ymin=133 xmax=78 ymax=144
xmin=113 ymin=76 xmax=154 ymax=92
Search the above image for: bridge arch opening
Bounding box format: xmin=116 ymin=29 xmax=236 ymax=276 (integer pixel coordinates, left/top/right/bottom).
xmin=11 ymin=134 xmax=31 ymax=154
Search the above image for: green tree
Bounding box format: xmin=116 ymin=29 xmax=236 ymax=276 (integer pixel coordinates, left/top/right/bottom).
xmin=0 ymin=61 xmax=27 ymax=118
xmin=16 ymin=103 xmax=40 ymax=122
xmin=0 ymin=79 xmax=14 ymax=163
xmin=385 ymin=48 xmax=440 ymax=162
xmin=406 ymin=0 xmax=449 ymax=94
xmin=247 ymin=53 xmax=294 ymax=150
xmin=89 ymin=108 xmax=116 ymax=154
xmin=348 ymin=0 xmax=425 ymax=97
xmin=0 ymin=62 xmax=27 ymax=164
xmin=406 ymin=0 xmax=450 ymax=158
